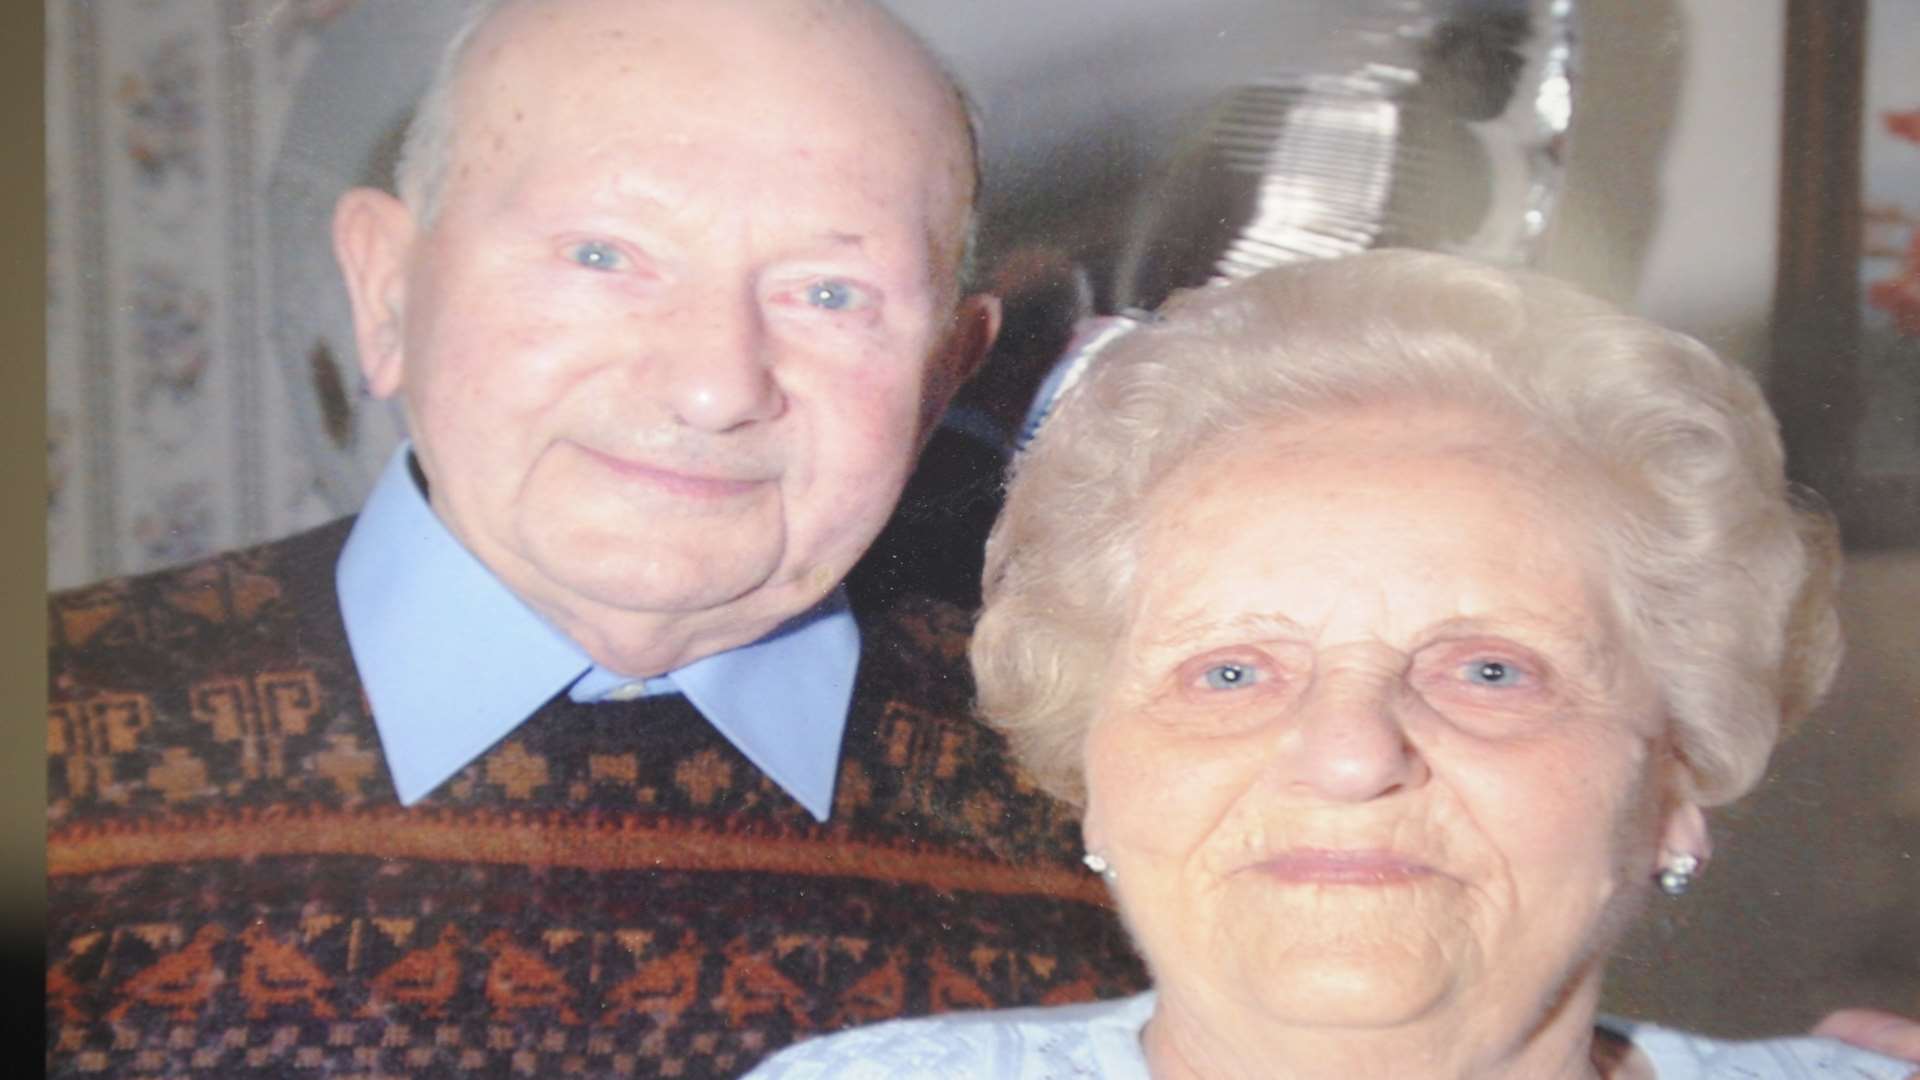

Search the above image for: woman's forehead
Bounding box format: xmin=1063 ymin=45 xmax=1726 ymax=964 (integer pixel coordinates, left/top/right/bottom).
xmin=1126 ymin=412 xmax=1611 ymax=634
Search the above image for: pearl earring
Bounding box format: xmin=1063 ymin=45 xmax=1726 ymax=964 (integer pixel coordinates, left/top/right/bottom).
xmin=1082 ymin=851 xmax=1116 ymax=882
xmin=1658 ymin=853 xmax=1700 ymax=896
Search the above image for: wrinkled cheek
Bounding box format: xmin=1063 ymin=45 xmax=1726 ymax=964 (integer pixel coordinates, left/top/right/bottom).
xmin=1589 ymin=774 xmax=1667 ymax=935
xmin=1094 ymin=770 xmax=1225 ymax=949
xmin=407 ymin=349 xmax=506 ymax=450
xmin=843 ymin=353 xmax=934 ymax=437
xmin=1488 ymin=788 xmax=1651 ymax=975
xmin=1104 ymin=851 xmax=1202 ymax=983
xmin=1082 ymin=725 xmax=1164 ymax=853
xmin=803 ymin=410 xmax=924 ymax=535
xmin=416 ymin=381 xmax=517 ymax=482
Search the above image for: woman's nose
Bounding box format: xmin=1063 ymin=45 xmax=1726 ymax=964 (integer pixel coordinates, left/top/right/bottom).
xmin=1278 ymin=655 xmax=1430 ymax=803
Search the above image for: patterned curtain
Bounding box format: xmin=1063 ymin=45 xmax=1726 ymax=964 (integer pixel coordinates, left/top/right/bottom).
xmin=47 ymin=0 xmax=379 ymax=589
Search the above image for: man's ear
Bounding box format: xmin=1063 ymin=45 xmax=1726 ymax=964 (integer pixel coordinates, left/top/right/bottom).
xmin=332 ymin=187 xmax=418 ymax=400
xmin=924 ymin=292 xmax=1000 ymax=413
xmin=945 ymin=292 xmax=1001 ymax=386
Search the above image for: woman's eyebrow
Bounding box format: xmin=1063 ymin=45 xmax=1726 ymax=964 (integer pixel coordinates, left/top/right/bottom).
xmin=1131 ymin=610 xmax=1599 ymax=658
xmin=1421 ymin=612 xmax=1582 ymax=640
xmin=1130 ymin=612 xmax=1311 ymax=653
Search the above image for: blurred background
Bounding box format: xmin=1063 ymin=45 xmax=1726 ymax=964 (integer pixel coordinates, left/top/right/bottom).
xmin=5 ymin=0 xmax=43 ymax=1019
xmin=36 ymin=0 xmax=1919 ymax=1036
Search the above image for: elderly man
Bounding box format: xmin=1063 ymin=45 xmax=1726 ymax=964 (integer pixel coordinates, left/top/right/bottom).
xmin=45 ymin=0 xmax=1141 ymax=1075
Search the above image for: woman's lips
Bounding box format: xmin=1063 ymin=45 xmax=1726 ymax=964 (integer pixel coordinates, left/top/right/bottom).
xmin=1252 ymin=849 xmax=1438 ymax=886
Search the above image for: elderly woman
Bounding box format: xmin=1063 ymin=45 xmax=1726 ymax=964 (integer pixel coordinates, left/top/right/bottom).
xmin=747 ymin=251 xmax=1913 ymax=1078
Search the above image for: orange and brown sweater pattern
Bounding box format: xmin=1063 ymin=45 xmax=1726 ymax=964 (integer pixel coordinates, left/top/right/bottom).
xmin=47 ymin=520 xmax=1146 ymax=1077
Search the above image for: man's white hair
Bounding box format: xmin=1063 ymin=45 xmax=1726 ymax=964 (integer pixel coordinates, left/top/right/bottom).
xmin=391 ymin=0 xmax=500 ymax=223
xmin=973 ymin=249 xmax=1843 ymax=808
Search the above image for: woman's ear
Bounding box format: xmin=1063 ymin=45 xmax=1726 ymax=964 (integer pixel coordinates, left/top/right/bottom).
xmin=332 ymin=186 xmax=418 ymax=400
xmin=1080 ymin=820 xmax=1104 ymax=856
xmin=1079 ymin=794 xmax=1109 ymax=859
xmin=1658 ymin=799 xmax=1712 ymax=869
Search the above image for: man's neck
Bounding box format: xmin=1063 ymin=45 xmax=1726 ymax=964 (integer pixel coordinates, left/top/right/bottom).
xmin=545 ymin=602 xmax=795 ymax=678
xmin=510 ymin=562 xmax=847 ymax=678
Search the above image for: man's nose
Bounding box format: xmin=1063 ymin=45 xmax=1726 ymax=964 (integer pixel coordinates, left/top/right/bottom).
xmin=1274 ymin=656 xmax=1430 ymax=803
xmin=654 ymin=291 xmax=784 ymax=432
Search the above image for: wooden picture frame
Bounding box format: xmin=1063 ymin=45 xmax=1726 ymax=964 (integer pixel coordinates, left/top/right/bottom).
xmin=1773 ymin=0 xmax=1920 ymax=549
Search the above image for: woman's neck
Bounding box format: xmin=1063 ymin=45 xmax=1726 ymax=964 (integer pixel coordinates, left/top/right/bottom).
xmin=1141 ymin=979 xmax=1640 ymax=1080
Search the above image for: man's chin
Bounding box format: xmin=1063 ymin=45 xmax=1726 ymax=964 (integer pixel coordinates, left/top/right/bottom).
xmin=519 ymin=532 xmax=787 ymax=618
xmin=556 ymin=561 xmax=781 ymax=619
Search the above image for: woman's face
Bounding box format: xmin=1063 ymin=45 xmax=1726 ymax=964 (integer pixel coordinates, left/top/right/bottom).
xmin=1083 ymin=405 xmax=1700 ymax=1045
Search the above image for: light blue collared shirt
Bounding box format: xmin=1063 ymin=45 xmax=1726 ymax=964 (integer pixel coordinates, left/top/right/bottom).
xmin=335 ymin=445 xmax=860 ymax=821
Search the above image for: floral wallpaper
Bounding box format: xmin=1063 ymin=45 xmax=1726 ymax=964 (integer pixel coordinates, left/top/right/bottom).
xmin=47 ymin=0 xmax=367 ymax=589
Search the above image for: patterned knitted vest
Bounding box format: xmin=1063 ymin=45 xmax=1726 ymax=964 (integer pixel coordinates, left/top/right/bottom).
xmin=47 ymin=520 xmax=1147 ymax=1077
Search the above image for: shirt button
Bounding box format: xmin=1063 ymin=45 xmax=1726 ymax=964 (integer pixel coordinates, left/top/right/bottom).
xmin=603 ymin=682 xmax=648 ymax=702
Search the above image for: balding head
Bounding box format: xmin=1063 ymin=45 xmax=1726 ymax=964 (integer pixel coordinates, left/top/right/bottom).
xmin=397 ymin=0 xmax=981 ymax=287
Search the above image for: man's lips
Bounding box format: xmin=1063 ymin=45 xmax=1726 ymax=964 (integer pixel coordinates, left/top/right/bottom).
xmin=572 ymin=443 xmax=772 ymax=498
xmin=1249 ymin=848 xmax=1440 ymax=886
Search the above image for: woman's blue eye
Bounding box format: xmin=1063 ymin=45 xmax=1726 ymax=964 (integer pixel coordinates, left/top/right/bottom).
xmin=806 ymin=279 xmax=857 ymax=310
xmin=569 ymin=241 xmax=624 ymax=271
xmin=1464 ymin=660 xmax=1518 ymax=686
xmin=1202 ymin=663 xmax=1259 ymax=691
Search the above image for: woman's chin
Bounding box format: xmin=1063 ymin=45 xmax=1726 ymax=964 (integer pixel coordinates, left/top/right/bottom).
xmin=1234 ymin=949 xmax=1460 ymax=1031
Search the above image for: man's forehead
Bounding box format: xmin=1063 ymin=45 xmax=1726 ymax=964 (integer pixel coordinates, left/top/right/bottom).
xmin=516 ymin=132 xmax=936 ymax=231
xmin=429 ymin=0 xmax=975 ymax=289
xmin=457 ymin=1 xmax=969 ymax=180
xmin=466 ymin=0 xmax=946 ymax=102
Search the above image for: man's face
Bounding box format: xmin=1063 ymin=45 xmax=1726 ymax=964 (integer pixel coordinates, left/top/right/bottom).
xmin=338 ymin=0 xmax=987 ymax=670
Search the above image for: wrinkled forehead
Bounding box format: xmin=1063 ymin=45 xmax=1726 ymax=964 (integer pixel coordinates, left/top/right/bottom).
xmin=1127 ymin=405 xmax=1617 ymax=598
xmin=1151 ymin=403 xmax=1587 ymax=511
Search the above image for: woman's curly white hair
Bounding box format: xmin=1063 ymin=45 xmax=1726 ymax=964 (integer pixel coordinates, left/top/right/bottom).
xmin=972 ymin=249 xmax=1842 ymax=808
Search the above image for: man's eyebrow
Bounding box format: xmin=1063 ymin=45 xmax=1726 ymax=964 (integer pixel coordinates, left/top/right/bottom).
xmin=597 ymin=170 xmax=671 ymax=206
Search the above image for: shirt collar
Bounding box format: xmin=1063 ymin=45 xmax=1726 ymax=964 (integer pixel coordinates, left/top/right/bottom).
xmin=335 ymin=444 xmax=859 ymax=820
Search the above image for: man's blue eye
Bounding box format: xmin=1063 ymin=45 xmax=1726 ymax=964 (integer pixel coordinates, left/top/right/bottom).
xmin=1202 ymin=663 xmax=1258 ymax=691
xmin=1464 ymin=660 xmax=1518 ymax=686
xmin=569 ymin=241 xmax=624 ymax=271
xmin=806 ymin=280 xmax=857 ymax=310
